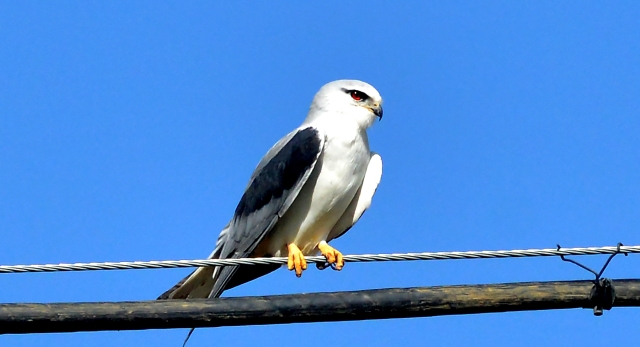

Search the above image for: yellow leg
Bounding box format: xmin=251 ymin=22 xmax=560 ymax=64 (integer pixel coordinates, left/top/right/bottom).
xmin=287 ymin=243 xmax=307 ymax=277
xmin=318 ymin=241 xmax=344 ymax=271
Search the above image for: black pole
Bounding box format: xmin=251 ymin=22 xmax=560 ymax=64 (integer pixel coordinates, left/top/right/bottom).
xmin=1 ymin=279 xmax=639 ymax=335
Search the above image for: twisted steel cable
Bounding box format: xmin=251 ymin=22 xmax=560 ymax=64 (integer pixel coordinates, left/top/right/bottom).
xmin=0 ymin=244 xmax=636 ymax=274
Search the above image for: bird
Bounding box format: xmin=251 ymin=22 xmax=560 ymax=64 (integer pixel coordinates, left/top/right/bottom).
xmin=158 ymin=79 xmax=383 ymax=301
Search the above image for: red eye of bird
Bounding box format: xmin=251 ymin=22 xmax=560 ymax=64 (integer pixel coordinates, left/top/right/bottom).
xmin=350 ymin=90 xmax=365 ymax=101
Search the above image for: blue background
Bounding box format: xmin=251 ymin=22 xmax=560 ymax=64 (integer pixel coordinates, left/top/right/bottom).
xmin=1 ymin=2 xmax=639 ymax=346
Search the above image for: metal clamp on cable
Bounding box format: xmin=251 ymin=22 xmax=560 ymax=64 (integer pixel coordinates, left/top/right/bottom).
xmin=590 ymin=278 xmax=616 ymax=316
xmin=558 ymin=242 xmax=627 ymax=316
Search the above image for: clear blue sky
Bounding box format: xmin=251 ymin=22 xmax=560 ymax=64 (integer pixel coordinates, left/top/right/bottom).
xmin=2 ymin=2 xmax=639 ymax=346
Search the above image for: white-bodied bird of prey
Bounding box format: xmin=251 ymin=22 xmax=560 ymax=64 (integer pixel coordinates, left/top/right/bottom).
xmin=159 ymin=79 xmax=383 ymax=301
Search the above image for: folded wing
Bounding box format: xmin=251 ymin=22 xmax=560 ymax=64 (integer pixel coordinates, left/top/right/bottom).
xmin=159 ymin=126 xmax=325 ymax=299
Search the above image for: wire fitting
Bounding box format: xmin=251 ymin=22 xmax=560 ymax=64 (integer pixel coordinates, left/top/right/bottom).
xmin=590 ymin=278 xmax=615 ymax=316
xmin=558 ymin=243 xmax=627 ymax=316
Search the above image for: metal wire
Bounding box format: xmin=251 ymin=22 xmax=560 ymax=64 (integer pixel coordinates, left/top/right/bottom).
xmin=0 ymin=244 xmax=637 ymax=274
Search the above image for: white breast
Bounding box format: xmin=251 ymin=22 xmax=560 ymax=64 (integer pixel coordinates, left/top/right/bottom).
xmin=267 ymin=122 xmax=371 ymax=255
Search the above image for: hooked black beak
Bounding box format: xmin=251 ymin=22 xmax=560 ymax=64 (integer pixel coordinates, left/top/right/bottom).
xmin=373 ymin=105 xmax=383 ymax=120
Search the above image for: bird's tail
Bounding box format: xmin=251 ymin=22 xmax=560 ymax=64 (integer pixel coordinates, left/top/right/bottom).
xmin=157 ymin=225 xmax=231 ymax=346
xmin=157 ymin=224 xmax=230 ymax=300
xmin=182 ymin=329 xmax=196 ymax=347
xmin=157 ymin=249 xmax=219 ymax=300
xmin=157 ymin=259 xmax=217 ymax=346
xmin=156 ymin=264 xmax=216 ymax=299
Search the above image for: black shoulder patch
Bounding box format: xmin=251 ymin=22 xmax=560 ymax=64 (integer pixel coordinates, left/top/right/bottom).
xmin=234 ymin=127 xmax=321 ymax=218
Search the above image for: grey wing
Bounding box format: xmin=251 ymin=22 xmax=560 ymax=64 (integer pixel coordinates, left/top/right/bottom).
xmin=245 ymin=129 xmax=302 ymax=188
xmin=209 ymin=126 xmax=325 ymax=297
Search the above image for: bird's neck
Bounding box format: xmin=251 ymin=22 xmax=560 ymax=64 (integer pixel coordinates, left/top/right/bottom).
xmin=304 ymin=106 xmax=373 ymax=131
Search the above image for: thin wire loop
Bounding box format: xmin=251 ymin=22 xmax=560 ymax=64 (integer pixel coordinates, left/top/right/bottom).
xmin=558 ymin=243 xmax=628 ymax=281
xmin=0 ymin=244 xmax=638 ymax=274
xmin=557 ymin=243 xmax=628 ymax=316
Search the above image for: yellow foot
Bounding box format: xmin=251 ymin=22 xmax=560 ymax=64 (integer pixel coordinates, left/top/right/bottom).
xmin=287 ymin=244 xmax=307 ymax=278
xmin=318 ymin=241 xmax=344 ymax=271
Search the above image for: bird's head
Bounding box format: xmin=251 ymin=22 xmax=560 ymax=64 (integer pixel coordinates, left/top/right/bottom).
xmin=306 ymin=80 xmax=383 ymax=129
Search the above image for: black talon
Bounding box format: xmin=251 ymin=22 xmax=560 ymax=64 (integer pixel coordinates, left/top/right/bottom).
xmin=316 ymin=262 xmax=340 ymax=271
xmin=316 ymin=262 xmax=330 ymax=270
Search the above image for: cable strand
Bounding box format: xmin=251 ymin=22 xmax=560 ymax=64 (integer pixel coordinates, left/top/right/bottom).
xmin=0 ymin=245 xmax=637 ymax=274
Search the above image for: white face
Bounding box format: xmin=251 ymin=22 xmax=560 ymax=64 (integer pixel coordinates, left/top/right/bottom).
xmin=307 ymin=80 xmax=383 ymax=128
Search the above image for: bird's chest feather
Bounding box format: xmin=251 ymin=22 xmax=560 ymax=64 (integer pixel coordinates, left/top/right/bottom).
xmin=263 ymin=125 xmax=371 ymax=256
xmin=278 ymin=130 xmax=369 ymax=253
xmin=318 ymin=134 xmax=368 ymax=195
